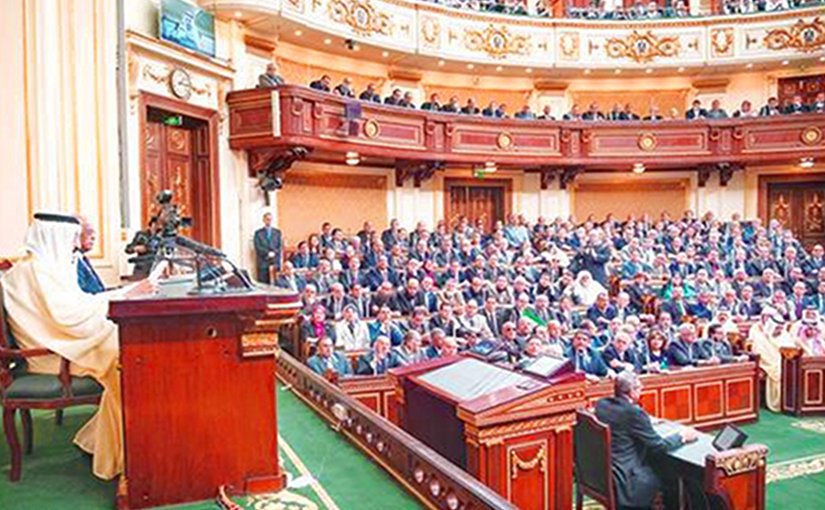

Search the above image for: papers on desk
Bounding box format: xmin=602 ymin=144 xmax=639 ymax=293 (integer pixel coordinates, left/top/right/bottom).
xmin=653 ymin=421 xmax=717 ymax=468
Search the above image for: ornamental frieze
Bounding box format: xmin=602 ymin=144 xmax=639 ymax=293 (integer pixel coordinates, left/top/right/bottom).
xmin=327 ymin=0 xmax=393 ymax=37
xmin=464 ymin=24 xmax=531 ymax=59
xmin=604 ymin=30 xmax=681 ymax=63
xmin=763 ymin=17 xmax=825 ymax=53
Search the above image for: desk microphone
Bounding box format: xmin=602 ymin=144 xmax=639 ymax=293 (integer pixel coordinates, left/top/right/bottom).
xmin=174 ymin=235 xmax=226 ymax=258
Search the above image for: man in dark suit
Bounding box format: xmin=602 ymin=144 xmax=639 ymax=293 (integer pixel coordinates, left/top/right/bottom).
xmin=758 ymin=97 xmax=781 ymax=117
xmin=358 ymin=83 xmax=381 ymax=103
xmin=253 ymin=212 xmax=282 ymax=284
xmin=307 ymin=337 xmax=351 ymax=377
xmin=333 ymin=77 xmax=355 ymax=97
xmin=345 ymin=283 xmax=373 ymax=319
xmin=257 ymin=62 xmax=285 ymax=88
xmin=274 ymin=261 xmax=306 ymax=293
xmin=595 ymin=371 xmax=697 ymax=509
xmin=355 ymin=336 xmax=401 ymax=375
xmin=420 ymin=93 xmax=442 ymax=111
xmin=685 ymin=99 xmax=707 ymax=119
xmin=666 ymin=323 xmax=710 ymax=367
xmin=601 ymin=331 xmax=643 ymax=374
xmin=566 ymin=329 xmax=609 ymax=377
xmin=784 ymin=94 xmax=809 ymax=115
xmin=76 ymin=216 xmax=105 ymax=294
xmin=383 ymin=88 xmax=403 ymax=106
xmin=309 ymin=75 xmax=331 ymax=92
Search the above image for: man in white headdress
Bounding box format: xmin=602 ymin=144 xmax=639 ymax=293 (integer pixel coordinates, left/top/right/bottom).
xmin=748 ymin=307 xmax=792 ymax=412
xmin=2 ymin=213 xmax=150 ymax=479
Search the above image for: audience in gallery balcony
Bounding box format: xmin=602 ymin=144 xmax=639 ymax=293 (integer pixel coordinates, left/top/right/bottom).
xmin=256 ymin=66 xmax=825 ymax=122
xmin=286 ymin=210 xmax=825 ymax=401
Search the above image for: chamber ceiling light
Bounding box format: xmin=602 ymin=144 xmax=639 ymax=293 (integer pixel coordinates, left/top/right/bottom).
xmin=234 ymin=10 xmax=243 ymax=18
xmin=677 ymin=67 xmax=685 ymax=73
xmin=782 ymin=60 xmax=789 ymax=66
xmin=526 ymin=68 xmax=533 ymax=73
xmin=438 ymin=60 xmax=445 ymax=67
xmin=381 ymin=51 xmax=389 ymax=58
xmin=324 ymin=38 xmax=332 ymax=45
xmin=645 ymin=68 xmax=653 ymax=74
xmin=614 ymin=69 xmax=622 ymax=75
xmin=584 ymin=69 xmax=591 ymax=75
xmin=746 ymin=63 xmax=754 ymax=69
xmin=820 ymin=56 xmax=825 ymax=62
xmin=632 ymin=163 xmax=645 ymax=174
xmin=800 ymin=157 xmax=815 ymax=169
xmin=495 ymin=66 xmax=503 ymax=72
xmin=294 ymin=30 xmax=303 ymax=36
xmin=467 ymin=63 xmax=474 ymax=70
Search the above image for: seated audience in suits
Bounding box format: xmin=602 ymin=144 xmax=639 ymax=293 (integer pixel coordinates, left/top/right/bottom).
xmin=705 ymin=99 xmax=728 ymax=119
xmin=811 ymin=92 xmax=825 ymax=113
xmin=425 ymin=328 xmax=447 ymax=359
xmin=700 ymin=324 xmax=746 ymax=364
xmin=345 ymin=283 xmax=373 ymax=319
xmin=733 ymin=100 xmax=757 ymax=118
xmin=333 ymin=77 xmax=355 ymax=98
xmin=784 ymin=94 xmax=809 ymax=115
xmin=514 ymin=105 xmax=536 ymax=120
xmin=602 ymin=331 xmax=643 ymax=374
xmin=460 ymin=98 xmax=480 ymax=115
xmin=643 ymin=329 xmax=668 ymax=372
xmin=334 ymin=305 xmax=371 ymax=350
xmin=759 ymin=97 xmax=782 ymax=116
xmin=356 ymin=336 xmax=400 ymax=375
xmin=581 ymin=102 xmax=605 ymax=121
xmin=394 ymin=331 xmax=429 ymax=366
xmin=309 ymin=74 xmax=331 ymax=92
xmin=308 ymin=337 xmax=351 ymax=377
xmin=290 ymin=241 xmax=319 ymax=269
xmin=666 ymin=323 xmax=710 ymax=367
xmin=257 ymin=62 xmax=285 ymax=88
xmin=420 ymin=93 xmax=442 ymax=111
xmin=440 ymin=96 xmax=461 ymax=113
xmin=566 ymin=329 xmax=609 ymax=377
xmin=538 ymin=105 xmax=555 ymax=120
xmin=685 ymin=99 xmax=708 ymax=119
xmin=586 ymin=292 xmax=618 ymax=328
xmin=369 ymin=305 xmax=404 ymax=346
xmin=399 ymin=91 xmax=416 ymax=108
xmin=358 ymin=83 xmax=381 ymax=103
xmin=595 ymin=371 xmax=697 ymax=510
xmin=397 ymin=278 xmax=425 ymax=315
xmin=274 ymin=261 xmax=306 ymax=293
xmin=324 ymin=283 xmax=349 ymax=321
xmin=383 ymin=88 xmax=403 ymax=106
xmin=76 ymin=215 xmax=105 ymax=294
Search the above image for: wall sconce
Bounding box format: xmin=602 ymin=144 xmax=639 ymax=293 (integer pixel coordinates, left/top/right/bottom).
xmin=632 ymin=163 xmax=645 ymax=174
xmin=800 ymin=157 xmax=815 ymax=169
xmin=345 ymin=151 xmax=360 ymax=166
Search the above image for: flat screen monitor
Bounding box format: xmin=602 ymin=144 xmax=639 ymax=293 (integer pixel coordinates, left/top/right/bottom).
xmin=522 ymin=355 xmax=571 ymax=379
xmin=159 ymin=0 xmax=216 ymax=57
xmin=712 ymin=424 xmax=748 ymax=451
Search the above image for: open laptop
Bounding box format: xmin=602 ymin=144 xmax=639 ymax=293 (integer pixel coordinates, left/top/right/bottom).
xmin=712 ymin=424 xmax=748 ymax=451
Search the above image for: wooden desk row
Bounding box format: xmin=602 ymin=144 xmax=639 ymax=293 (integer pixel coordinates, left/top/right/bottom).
xmin=781 ymin=347 xmax=825 ymax=416
xmin=585 ymin=361 xmax=761 ymax=430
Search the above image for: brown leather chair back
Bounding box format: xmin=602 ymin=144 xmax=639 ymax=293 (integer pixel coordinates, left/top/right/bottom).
xmin=0 ymin=280 xmax=17 ymax=350
xmin=574 ymin=409 xmax=616 ymax=509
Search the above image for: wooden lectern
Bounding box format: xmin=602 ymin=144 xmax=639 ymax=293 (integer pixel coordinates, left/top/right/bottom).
xmin=109 ymin=288 xmax=300 ymax=509
xmin=390 ymin=356 xmax=586 ymax=510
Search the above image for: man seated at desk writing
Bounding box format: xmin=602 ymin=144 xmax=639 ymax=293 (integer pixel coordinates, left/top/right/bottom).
xmin=596 ymin=371 xmax=698 ymax=510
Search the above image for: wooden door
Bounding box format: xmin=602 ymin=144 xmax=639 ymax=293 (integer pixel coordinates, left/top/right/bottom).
xmin=767 ymin=181 xmax=825 ymax=249
xmin=445 ymin=179 xmax=510 ymax=232
xmin=778 ymin=74 xmax=825 ymax=106
xmin=142 ymin=106 xmax=215 ymax=243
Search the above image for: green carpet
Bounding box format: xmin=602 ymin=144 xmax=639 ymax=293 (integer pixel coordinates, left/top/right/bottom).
xmin=0 ymin=384 xmax=421 ymax=510
xmin=2 ymin=394 xmax=825 ymax=509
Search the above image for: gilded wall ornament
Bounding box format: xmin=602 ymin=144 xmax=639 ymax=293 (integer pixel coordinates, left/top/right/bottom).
xmin=559 ymin=32 xmax=580 ymax=60
xmin=638 ymin=133 xmax=657 ymax=151
xmin=327 ymin=0 xmax=393 ymax=37
xmin=801 ymin=126 xmax=822 ymax=146
xmin=464 ymin=24 xmax=531 ymax=59
xmin=763 ymin=17 xmax=825 ymax=53
xmin=710 ymin=27 xmax=734 ymax=57
xmin=421 ymin=16 xmax=440 ymax=46
xmin=605 ymin=31 xmax=681 ymax=63
xmin=497 ymin=132 xmax=514 ymax=150
xmin=364 ymin=119 xmax=380 ymax=138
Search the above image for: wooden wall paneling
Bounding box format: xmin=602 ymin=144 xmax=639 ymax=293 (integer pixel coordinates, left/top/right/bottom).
xmin=571 ymin=180 xmax=688 ymax=222
xmin=778 ymin=74 xmax=825 ymax=106
xmin=444 ymin=178 xmax=511 ymax=231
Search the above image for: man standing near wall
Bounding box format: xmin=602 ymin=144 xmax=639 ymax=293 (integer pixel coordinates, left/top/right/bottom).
xmin=253 ymin=212 xmax=282 ymax=284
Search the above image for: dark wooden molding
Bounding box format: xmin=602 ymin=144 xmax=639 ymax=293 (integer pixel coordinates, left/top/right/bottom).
xmin=718 ymin=162 xmax=743 ymax=187
xmin=559 ymin=167 xmax=583 ymax=190
xmin=249 ymin=146 xmax=311 ymax=177
xmin=394 ymin=160 xmax=444 ymax=188
xmin=697 ymin=165 xmax=714 ymax=188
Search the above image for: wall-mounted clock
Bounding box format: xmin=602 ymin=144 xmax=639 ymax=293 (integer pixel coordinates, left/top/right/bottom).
xmin=169 ymin=67 xmax=192 ymax=100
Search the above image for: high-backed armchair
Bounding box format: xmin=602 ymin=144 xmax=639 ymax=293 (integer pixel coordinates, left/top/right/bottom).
xmin=573 ymin=409 xmax=617 ymax=510
xmin=0 ymin=280 xmax=103 ymax=481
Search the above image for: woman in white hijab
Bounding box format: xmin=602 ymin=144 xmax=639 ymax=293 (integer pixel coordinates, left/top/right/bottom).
xmin=570 ymin=270 xmax=607 ymax=307
xmin=2 ymin=213 xmax=131 ymax=479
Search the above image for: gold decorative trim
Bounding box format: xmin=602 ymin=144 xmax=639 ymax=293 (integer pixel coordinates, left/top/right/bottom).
xmin=801 ymin=126 xmax=822 ymax=146
xmin=364 ymin=119 xmax=380 ymax=138
xmin=638 ymin=133 xmax=657 ymax=151
xmin=510 ymin=445 xmax=546 ymax=479
xmin=464 ymin=24 xmax=530 ymax=59
xmin=327 ymin=0 xmax=393 ymax=37
xmin=420 ymin=15 xmax=440 ymax=46
xmin=559 ymin=32 xmax=580 ymax=60
xmin=763 ymin=17 xmax=825 ymax=53
xmin=710 ymin=27 xmax=734 ymax=57
xmin=497 ymin=131 xmax=513 ymax=150
xmin=604 ymin=31 xmax=681 ymax=63
xmin=472 ymin=412 xmax=576 ymax=445
xmin=715 ymin=448 xmax=767 ymax=476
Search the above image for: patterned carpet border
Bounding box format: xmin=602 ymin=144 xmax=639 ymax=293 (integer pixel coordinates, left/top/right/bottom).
xmin=766 ymin=453 xmax=825 ymax=484
xmin=790 ymin=419 xmax=825 ymax=435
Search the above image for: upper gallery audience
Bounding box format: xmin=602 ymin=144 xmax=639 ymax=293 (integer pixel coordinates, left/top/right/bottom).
xmin=278 ymin=209 xmax=825 ymax=406
xmin=265 ymin=70 xmax=825 ymax=122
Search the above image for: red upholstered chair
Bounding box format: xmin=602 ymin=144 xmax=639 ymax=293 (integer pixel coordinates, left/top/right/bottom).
xmin=574 ymin=409 xmax=617 ymax=510
xmin=0 ymin=280 xmax=103 ymax=481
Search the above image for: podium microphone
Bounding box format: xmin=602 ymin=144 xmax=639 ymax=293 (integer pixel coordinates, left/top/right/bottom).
xmin=174 ymin=235 xmax=225 ymax=258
